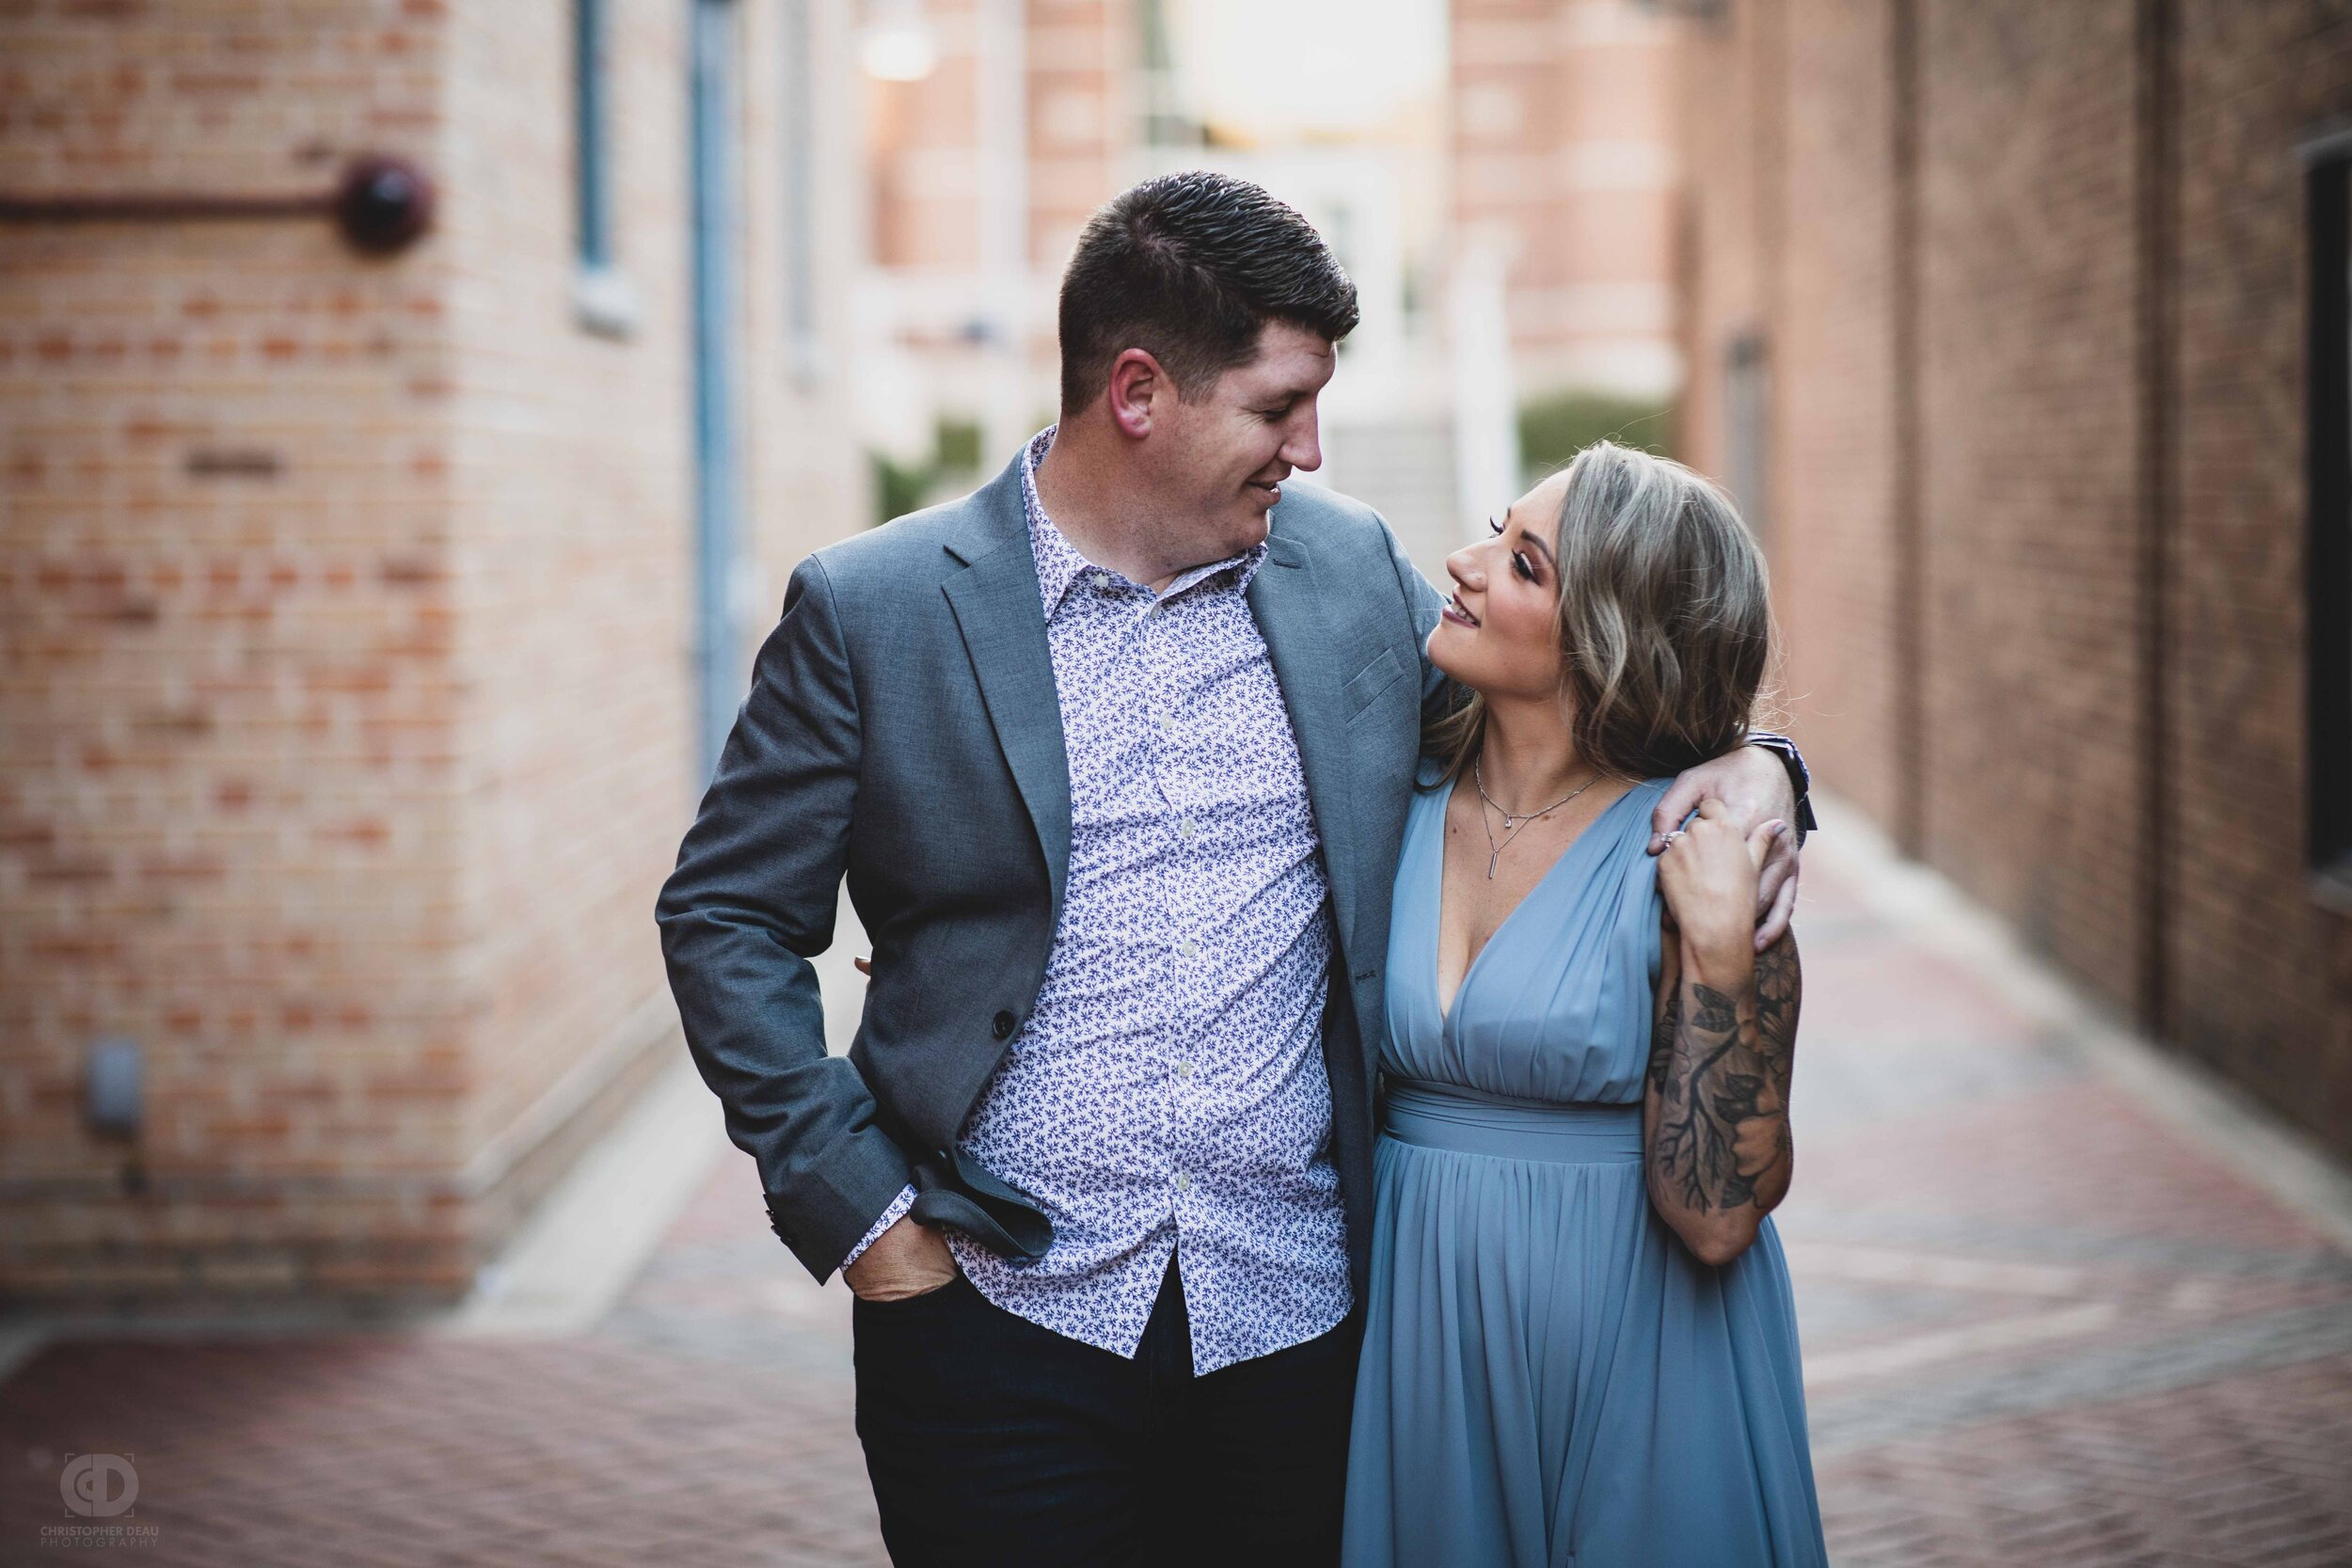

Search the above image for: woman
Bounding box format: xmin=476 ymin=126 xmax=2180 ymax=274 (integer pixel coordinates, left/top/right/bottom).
xmin=1342 ymin=442 xmax=1828 ymax=1566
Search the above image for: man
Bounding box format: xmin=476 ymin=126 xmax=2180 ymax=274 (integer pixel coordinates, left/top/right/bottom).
xmin=657 ymin=171 xmax=1806 ymax=1566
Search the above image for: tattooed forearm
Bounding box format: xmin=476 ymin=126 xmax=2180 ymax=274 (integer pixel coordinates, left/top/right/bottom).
xmin=1647 ymin=937 xmax=1801 ymax=1224
xmin=1647 ymin=983 xmax=1679 ymax=1094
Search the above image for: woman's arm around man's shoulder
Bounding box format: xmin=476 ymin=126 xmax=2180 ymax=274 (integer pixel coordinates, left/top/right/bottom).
xmin=1644 ymin=801 xmax=1803 ymax=1267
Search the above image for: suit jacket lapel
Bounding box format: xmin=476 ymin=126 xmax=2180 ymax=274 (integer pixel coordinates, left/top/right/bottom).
xmin=942 ymin=464 xmax=1073 ymax=913
xmin=1249 ymin=526 xmax=1360 ymax=957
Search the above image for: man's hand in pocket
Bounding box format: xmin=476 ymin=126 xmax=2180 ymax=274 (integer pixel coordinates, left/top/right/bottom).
xmin=844 ymin=1215 xmax=958 ymax=1302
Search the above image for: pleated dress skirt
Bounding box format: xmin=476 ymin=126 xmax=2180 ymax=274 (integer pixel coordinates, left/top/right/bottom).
xmin=1340 ymin=1082 xmax=1826 ymax=1568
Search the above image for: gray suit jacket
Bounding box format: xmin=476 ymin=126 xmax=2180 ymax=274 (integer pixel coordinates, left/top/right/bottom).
xmin=657 ymin=446 xmax=1446 ymax=1291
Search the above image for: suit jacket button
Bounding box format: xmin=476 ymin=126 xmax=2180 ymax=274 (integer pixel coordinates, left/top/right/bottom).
xmin=991 ymin=1010 xmax=1016 ymax=1039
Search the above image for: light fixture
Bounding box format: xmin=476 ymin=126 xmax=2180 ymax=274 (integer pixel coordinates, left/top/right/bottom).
xmin=862 ymin=0 xmax=938 ymax=82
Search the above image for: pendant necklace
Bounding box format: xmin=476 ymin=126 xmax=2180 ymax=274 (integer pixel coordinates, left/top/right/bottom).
xmin=1474 ymin=756 xmax=1601 ymax=878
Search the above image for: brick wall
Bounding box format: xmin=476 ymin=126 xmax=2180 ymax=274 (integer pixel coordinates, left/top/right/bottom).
xmin=742 ymin=1 xmax=873 ymax=583
xmin=1915 ymin=0 xmax=2150 ymax=1000
xmin=0 ymin=0 xmax=469 ymax=1301
xmin=2166 ymin=1 xmax=2352 ymax=1130
xmin=1674 ymin=0 xmax=2352 ymax=1161
xmin=0 ymin=0 xmax=865 ymax=1304
xmin=434 ymin=0 xmax=701 ymax=1265
xmin=1669 ymin=0 xmax=1780 ymax=581
xmin=1772 ymin=0 xmax=1901 ymax=827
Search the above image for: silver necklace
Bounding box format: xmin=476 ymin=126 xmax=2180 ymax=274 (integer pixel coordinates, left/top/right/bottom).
xmin=1473 ymin=756 xmax=1601 ymax=878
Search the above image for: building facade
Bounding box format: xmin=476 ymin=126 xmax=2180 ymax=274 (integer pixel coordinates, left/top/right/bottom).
xmin=856 ymin=0 xmax=1135 ymax=471
xmin=850 ymin=0 xmax=1470 ymax=577
xmin=1673 ymin=0 xmax=2352 ymax=1160
xmin=1453 ymin=0 xmax=1686 ymax=402
xmin=0 ymin=0 xmax=866 ymax=1304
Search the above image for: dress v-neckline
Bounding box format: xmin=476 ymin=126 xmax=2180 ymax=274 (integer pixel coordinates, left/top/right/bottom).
xmin=1433 ymin=780 xmax=1643 ymax=1031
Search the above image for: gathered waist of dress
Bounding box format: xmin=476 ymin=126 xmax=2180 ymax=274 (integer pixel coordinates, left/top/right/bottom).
xmin=1380 ymin=1079 xmax=1645 ymax=1164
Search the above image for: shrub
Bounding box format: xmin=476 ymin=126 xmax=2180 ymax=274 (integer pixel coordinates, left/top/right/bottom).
xmin=1518 ymin=391 xmax=1677 ymax=483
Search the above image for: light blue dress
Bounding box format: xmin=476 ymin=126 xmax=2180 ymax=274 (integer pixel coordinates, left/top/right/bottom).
xmin=1341 ymin=775 xmax=1828 ymax=1568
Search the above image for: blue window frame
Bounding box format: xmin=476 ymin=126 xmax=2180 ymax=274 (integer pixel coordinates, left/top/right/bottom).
xmin=691 ymin=0 xmax=748 ymax=777
xmin=570 ymin=0 xmax=639 ymax=334
xmin=574 ymin=0 xmax=612 ymax=271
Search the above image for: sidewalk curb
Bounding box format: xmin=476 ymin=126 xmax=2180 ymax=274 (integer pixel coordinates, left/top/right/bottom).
xmin=1808 ymin=792 xmax=2352 ymax=1257
xmin=0 ymin=1324 xmax=48 ymax=1386
xmin=0 ymin=891 xmax=879 ymax=1381
xmin=442 ymin=1045 xmax=730 ymax=1338
xmin=444 ymin=886 xmax=872 ymax=1336
xmin=0 ymin=1053 xmax=732 ymax=1373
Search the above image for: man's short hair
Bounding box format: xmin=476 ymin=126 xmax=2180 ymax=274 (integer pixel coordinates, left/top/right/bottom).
xmin=1057 ymin=171 xmax=1360 ymax=411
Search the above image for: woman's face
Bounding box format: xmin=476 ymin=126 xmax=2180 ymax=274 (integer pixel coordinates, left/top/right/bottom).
xmin=1428 ymin=470 xmax=1570 ymax=702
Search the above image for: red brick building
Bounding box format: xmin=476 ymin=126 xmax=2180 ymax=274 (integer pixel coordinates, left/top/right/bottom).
xmin=0 ymin=0 xmax=866 ymax=1304
xmin=856 ymin=0 xmax=1134 ymax=465
xmin=1454 ymin=0 xmax=1687 ymax=402
xmin=1672 ymin=0 xmax=2352 ymax=1160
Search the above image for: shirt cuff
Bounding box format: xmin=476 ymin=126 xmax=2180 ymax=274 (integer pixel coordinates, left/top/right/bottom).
xmin=839 ymin=1183 xmax=918 ymax=1274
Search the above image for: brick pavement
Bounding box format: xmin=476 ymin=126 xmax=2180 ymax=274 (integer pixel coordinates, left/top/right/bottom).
xmin=0 ymin=1156 xmax=882 ymax=1568
xmin=5 ymin=842 xmax=2351 ymax=1566
xmin=1784 ymin=850 xmax=2352 ymax=1568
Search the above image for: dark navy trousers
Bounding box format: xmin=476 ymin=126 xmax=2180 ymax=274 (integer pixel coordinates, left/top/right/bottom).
xmin=851 ymin=1256 xmax=1359 ymax=1567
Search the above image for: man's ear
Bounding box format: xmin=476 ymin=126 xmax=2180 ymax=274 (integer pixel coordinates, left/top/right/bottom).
xmin=1105 ymin=348 xmax=1163 ymax=439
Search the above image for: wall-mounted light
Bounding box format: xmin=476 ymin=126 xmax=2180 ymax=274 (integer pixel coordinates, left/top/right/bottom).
xmin=862 ymin=0 xmax=938 ymax=81
xmin=334 ymin=155 xmax=436 ymax=255
xmin=85 ymin=1037 xmax=142 ymax=1139
xmin=0 ymin=152 xmax=436 ymax=259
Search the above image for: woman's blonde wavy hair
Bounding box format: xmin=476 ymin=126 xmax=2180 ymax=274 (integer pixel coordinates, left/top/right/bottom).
xmin=1428 ymin=440 xmax=1776 ymax=787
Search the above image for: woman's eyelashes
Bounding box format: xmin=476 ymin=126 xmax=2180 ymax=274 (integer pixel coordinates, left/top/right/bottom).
xmin=1490 ymin=516 xmax=1537 ymax=582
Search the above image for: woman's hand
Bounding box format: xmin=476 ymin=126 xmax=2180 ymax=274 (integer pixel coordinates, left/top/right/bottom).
xmin=1656 ymin=800 xmax=1788 ymax=981
xmin=1649 ymin=745 xmax=1802 ymax=951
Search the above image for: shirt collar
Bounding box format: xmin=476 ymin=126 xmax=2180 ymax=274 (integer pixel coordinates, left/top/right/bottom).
xmin=1018 ymin=424 xmax=1269 ymax=616
xmin=1019 ymin=427 xmax=1094 ymax=616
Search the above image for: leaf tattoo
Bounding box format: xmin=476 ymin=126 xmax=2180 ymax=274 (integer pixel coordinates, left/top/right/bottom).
xmin=1647 ymin=936 xmax=1800 ymax=1219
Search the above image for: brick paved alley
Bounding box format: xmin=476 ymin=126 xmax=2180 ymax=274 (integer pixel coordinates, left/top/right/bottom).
xmin=6 ymin=819 xmax=2351 ymax=1567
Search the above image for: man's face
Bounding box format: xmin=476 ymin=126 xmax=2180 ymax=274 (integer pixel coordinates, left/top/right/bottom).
xmin=1139 ymin=321 xmax=1334 ymax=566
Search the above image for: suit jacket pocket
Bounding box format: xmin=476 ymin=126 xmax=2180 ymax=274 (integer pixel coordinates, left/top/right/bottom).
xmin=1343 ymin=646 xmax=1409 ymax=719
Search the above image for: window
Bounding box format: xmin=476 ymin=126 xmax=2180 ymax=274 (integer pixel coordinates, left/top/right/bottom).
xmin=572 ymin=0 xmax=639 ymax=336
xmin=2309 ymin=140 xmax=2352 ymax=890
